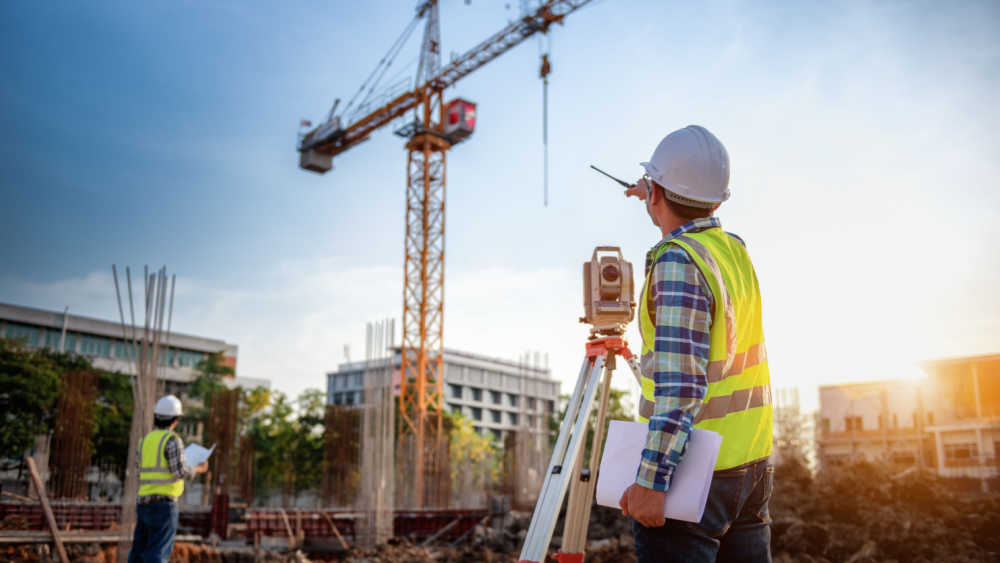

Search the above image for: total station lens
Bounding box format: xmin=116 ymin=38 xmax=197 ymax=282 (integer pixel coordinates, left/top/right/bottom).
xmin=601 ymin=265 xmax=619 ymax=282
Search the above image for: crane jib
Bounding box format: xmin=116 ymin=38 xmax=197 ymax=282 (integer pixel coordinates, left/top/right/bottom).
xmin=300 ymin=0 xmax=595 ymax=160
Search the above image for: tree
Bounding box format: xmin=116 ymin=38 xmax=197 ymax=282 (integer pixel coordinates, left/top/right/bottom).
xmin=0 ymin=339 xmax=63 ymax=461
xmin=447 ymin=410 xmax=499 ymax=495
xmin=188 ymin=352 xmax=233 ymax=401
xmin=550 ymin=386 xmax=635 ymax=463
xmin=180 ymin=351 xmax=235 ymax=442
xmin=92 ymin=371 xmax=134 ymax=482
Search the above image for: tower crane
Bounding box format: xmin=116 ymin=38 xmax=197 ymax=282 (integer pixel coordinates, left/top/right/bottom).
xmin=297 ymin=0 xmax=595 ymax=507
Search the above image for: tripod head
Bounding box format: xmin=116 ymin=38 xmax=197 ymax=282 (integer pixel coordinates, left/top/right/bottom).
xmin=579 ymin=246 xmax=635 ymax=338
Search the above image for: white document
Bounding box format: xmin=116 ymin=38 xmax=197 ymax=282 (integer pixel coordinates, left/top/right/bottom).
xmin=184 ymin=443 xmax=216 ymax=467
xmin=595 ymin=421 xmax=722 ymax=523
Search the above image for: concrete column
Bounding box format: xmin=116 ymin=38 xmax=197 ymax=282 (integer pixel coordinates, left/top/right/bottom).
xmin=972 ymin=364 xmax=989 ymax=493
xmin=934 ymin=429 xmax=945 ymax=475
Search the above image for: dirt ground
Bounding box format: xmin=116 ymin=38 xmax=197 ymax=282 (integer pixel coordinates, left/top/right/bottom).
xmin=5 ymin=462 xmax=999 ymax=562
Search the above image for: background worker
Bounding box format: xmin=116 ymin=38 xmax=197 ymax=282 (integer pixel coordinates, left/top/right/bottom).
xmin=129 ymin=395 xmax=208 ymax=563
xmin=619 ymin=125 xmax=773 ymax=563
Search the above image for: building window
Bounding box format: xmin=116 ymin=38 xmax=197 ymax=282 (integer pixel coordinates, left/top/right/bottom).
xmin=333 ymin=392 xmax=344 ymax=404
xmin=891 ymin=451 xmax=916 ymax=465
xmin=491 ymin=429 xmax=502 ymax=442
xmin=490 ymin=390 xmax=502 ymax=404
xmin=353 ymin=373 xmax=363 ymax=386
xmin=508 ymin=412 xmax=518 ymax=426
xmin=529 ymin=414 xmax=537 ymax=428
xmin=844 ymin=416 xmax=862 ymax=431
xmin=471 ymin=407 xmax=482 ymax=421
xmin=471 ymin=387 xmax=483 ymax=402
xmin=821 ymin=418 xmax=830 ymax=434
xmin=528 ymin=397 xmax=537 ymax=410
xmin=449 ymin=403 xmax=462 ymax=415
xmin=449 ymin=384 xmax=463 ymax=399
xmin=5 ymin=323 xmax=40 ymax=347
xmin=546 ymin=400 xmax=555 ymax=413
xmin=944 ymin=443 xmax=978 ymax=463
xmin=508 ymin=393 xmax=519 ymax=407
xmin=490 ymin=409 xmax=501 ymax=423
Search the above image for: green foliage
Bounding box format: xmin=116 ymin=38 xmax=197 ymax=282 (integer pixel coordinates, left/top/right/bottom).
xmin=179 ymin=352 xmax=234 ymax=442
xmin=0 ymin=339 xmax=63 ymax=460
xmin=246 ymin=389 xmax=326 ymax=503
xmin=0 ymin=338 xmax=133 ymax=482
xmin=551 ymin=387 xmax=635 ymax=462
xmin=92 ymin=371 xmax=134 ymax=481
xmin=241 ymin=386 xmax=271 ymax=419
xmin=188 ymin=352 xmax=232 ymax=401
xmin=446 ymin=410 xmax=499 ymax=486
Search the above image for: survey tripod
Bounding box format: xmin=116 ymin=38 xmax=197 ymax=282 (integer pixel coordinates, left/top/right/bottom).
xmin=518 ymin=335 xmax=643 ymax=563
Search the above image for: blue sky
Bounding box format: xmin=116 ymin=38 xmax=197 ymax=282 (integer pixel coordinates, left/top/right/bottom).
xmin=2 ymin=1 xmax=998 ymax=411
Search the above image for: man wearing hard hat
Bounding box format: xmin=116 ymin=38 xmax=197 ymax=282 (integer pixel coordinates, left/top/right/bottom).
xmin=128 ymin=395 xmax=208 ymax=563
xmin=619 ymin=125 xmax=773 ymax=563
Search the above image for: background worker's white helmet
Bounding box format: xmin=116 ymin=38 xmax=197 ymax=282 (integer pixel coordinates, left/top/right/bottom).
xmin=154 ymin=395 xmax=183 ymax=417
xmin=640 ymin=125 xmax=731 ymax=208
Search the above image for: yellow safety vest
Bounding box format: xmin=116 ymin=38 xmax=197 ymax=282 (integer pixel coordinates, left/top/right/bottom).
xmin=638 ymin=226 xmax=772 ymax=470
xmin=137 ymin=429 xmax=184 ymax=498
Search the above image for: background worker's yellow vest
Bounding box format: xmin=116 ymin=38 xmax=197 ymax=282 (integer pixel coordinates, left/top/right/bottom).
xmin=638 ymin=227 xmax=772 ymax=470
xmin=137 ymin=429 xmax=184 ymax=498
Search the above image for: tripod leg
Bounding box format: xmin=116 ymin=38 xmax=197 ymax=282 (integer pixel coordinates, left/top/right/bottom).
xmin=519 ymin=354 xmax=607 ymax=563
xmin=560 ymin=352 xmax=616 ymax=559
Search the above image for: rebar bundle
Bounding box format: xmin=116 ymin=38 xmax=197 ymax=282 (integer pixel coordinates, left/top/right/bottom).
xmin=357 ymin=319 xmax=396 ymax=547
xmin=111 ymin=265 xmax=176 ymax=562
xmin=49 ymin=370 xmax=98 ymax=499
xmin=236 ymin=434 xmax=255 ymax=504
xmin=502 ymin=429 xmax=549 ymax=510
xmin=206 ymin=387 xmax=239 ymax=502
xmin=321 ymin=405 xmax=360 ymax=507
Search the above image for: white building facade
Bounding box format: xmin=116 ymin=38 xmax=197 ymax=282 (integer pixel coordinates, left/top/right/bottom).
xmin=817 ymin=354 xmax=1000 ymax=486
xmin=328 ymin=347 xmax=559 ymax=443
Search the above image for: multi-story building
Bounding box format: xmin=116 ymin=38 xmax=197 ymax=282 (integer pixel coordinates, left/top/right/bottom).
xmin=0 ymin=302 xmax=241 ymax=396
xmin=328 ymin=347 xmax=559 ymax=443
xmin=817 ymin=353 xmax=1000 ymax=484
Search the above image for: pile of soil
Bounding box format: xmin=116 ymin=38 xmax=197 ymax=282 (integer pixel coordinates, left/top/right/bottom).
xmin=771 ymin=459 xmax=1000 ymax=562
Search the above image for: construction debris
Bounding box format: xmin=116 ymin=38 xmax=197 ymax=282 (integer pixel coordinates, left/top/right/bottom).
xmin=770 ymin=459 xmax=1000 ymax=562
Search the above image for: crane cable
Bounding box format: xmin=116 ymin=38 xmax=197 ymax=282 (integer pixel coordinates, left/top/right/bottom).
xmin=539 ymin=32 xmax=552 ymax=207
xmin=342 ymin=15 xmax=422 ymax=125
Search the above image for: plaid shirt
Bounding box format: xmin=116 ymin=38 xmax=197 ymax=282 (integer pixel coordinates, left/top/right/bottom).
xmin=137 ymin=432 xmax=195 ymax=504
xmin=636 ymin=217 xmax=722 ymax=492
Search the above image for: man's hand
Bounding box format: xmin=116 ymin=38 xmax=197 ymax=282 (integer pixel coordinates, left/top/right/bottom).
xmin=623 ymin=177 xmax=650 ymax=200
xmin=194 ymin=462 xmax=209 ymax=475
xmin=619 ymin=483 xmax=667 ymax=528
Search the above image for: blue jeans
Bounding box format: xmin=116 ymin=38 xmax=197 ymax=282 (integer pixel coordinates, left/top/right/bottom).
xmin=633 ymin=460 xmax=773 ymax=563
xmin=128 ymin=501 xmax=179 ymax=563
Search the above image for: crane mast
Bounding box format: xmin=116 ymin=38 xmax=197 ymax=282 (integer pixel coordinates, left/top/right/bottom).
xmin=299 ymin=0 xmax=595 ymax=508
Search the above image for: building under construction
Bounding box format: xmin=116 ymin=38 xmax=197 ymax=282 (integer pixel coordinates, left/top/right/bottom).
xmin=817 ymin=353 xmax=1000 ymax=486
xmin=328 ymin=347 xmax=558 ymax=444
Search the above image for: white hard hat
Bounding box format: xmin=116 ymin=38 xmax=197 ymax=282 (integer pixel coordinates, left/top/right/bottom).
xmin=640 ymin=125 xmax=731 ymax=208
xmin=154 ymin=395 xmax=183 ymax=417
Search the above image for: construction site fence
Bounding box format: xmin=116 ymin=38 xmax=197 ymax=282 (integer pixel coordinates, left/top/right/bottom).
xmin=0 ymin=502 xmax=211 ymax=536
xmin=1 ymin=502 xmax=489 ymax=543
xmin=244 ymin=508 xmax=488 ymax=542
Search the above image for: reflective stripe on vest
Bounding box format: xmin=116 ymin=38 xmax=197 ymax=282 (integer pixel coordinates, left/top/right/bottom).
xmin=637 ymin=227 xmax=772 ymax=470
xmin=137 ymin=429 xmax=184 ymax=498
